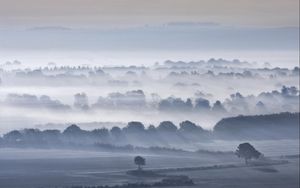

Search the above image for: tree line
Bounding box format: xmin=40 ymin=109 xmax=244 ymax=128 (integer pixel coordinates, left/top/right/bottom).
xmin=0 ymin=112 xmax=298 ymax=148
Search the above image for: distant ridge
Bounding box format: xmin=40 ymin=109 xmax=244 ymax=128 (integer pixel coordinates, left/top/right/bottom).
xmin=28 ymin=26 xmax=72 ymax=31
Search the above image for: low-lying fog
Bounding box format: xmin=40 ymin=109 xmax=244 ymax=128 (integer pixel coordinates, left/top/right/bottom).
xmin=0 ymin=52 xmax=299 ymax=133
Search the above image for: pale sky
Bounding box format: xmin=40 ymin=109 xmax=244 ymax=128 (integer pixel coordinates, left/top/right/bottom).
xmin=0 ymin=0 xmax=299 ymax=28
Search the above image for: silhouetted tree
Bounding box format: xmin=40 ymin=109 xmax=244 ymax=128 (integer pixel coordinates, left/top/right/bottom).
xmin=110 ymin=126 xmax=122 ymax=138
xmin=194 ymin=98 xmax=210 ymax=111
xmin=179 ymin=121 xmax=204 ymax=133
xmin=3 ymin=130 xmax=22 ymax=143
xmin=124 ymin=121 xmax=145 ymax=133
xmin=157 ymin=121 xmax=177 ymax=132
xmin=158 ymin=97 xmax=192 ymax=111
xmin=63 ymin=124 xmax=84 ymax=136
xmin=212 ymin=100 xmax=226 ymax=113
xmin=236 ymin=143 xmax=261 ymax=165
xmin=134 ymin=156 xmax=146 ymax=170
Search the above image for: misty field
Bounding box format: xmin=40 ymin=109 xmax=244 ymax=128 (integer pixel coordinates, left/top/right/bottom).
xmin=0 ymin=139 xmax=299 ymax=188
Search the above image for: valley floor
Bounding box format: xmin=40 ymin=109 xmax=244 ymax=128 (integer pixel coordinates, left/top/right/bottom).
xmin=0 ymin=148 xmax=298 ymax=188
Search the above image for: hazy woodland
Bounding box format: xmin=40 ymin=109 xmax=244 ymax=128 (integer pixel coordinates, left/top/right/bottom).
xmin=0 ymin=0 xmax=299 ymax=187
xmin=0 ymin=57 xmax=299 ymax=188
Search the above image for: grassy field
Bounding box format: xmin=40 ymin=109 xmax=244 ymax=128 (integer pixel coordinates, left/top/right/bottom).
xmin=0 ymin=148 xmax=298 ymax=188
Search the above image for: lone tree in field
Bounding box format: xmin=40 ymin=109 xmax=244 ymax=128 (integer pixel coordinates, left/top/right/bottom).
xmin=134 ymin=156 xmax=146 ymax=170
xmin=236 ymin=143 xmax=261 ymax=165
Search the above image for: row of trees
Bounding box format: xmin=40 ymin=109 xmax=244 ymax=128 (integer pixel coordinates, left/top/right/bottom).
xmin=74 ymin=86 xmax=299 ymax=114
xmin=134 ymin=142 xmax=262 ymax=171
xmin=214 ymin=112 xmax=299 ymax=139
xmin=0 ymin=121 xmax=210 ymax=147
xmin=1 ymin=112 xmax=298 ymax=147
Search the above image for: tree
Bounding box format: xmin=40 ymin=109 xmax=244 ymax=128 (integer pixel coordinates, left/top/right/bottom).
xmin=74 ymin=93 xmax=89 ymax=110
xmin=63 ymin=124 xmax=84 ymax=136
xmin=179 ymin=121 xmax=204 ymax=133
xmin=236 ymin=143 xmax=261 ymax=165
xmin=110 ymin=126 xmax=122 ymax=138
xmin=3 ymin=130 xmax=22 ymax=143
xmin=124 ymin=121 xmax=145 ymax=133
xmin=212 ymin=100 xmax=226 ymax=113
xmin=157 ymin=121 xmax=177 ymax=132
xmin=134 ymin=156 xmax=146 ymax=170
xmin=195 ymin=98 xmax=211 ymax=111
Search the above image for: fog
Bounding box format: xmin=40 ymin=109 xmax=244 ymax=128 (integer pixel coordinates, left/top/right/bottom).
xmin=0 ymin=1 xmax=299 ymax=187
xmin=0 ymin=50 xmax=299 ymax=68
xmin=0 ymin=57 xmax=299 ymax=133
xmin=0 ymin=56 xmax=299 ymax=188
xmin=0 ymin=53 xmax=299 ymax=188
